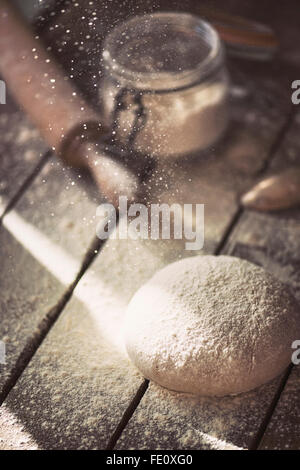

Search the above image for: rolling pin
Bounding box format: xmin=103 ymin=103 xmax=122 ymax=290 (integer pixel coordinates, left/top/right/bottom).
xmin=0 ymin=0 xmax=277 ymax=207
xmin=0 ymin=0 xmax=142 ymax=206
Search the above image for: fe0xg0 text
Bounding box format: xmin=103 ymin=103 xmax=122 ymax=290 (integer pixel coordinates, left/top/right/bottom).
xmin=106 ymin=453 xmax=193 ymax=466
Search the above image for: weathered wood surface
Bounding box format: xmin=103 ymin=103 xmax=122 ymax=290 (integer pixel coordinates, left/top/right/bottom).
xmin=0 ymin=95 xmax=47 ymax=219
xmin=0 ymin=158 xmax=102 ymax=404
xmin=0 ymin=216 xmax=285 ymax=450
xmin=268 ymin=111 xmax=300 ymax=174
xmin=0 ymin=238 xmax=184 ymax=450
xmin=259 ymin=365 xmax=300 ymax=450
xmin=249 ymin=112 xmax=300 ymax=451
xmin=4 ymin=158 xmax=103 ymax=264
xmin=116 ymin=208 xmax=300 ymax=450
xmin=115 ymin=106 xmax=300 ymax=450
xmin=0 ymin=74 xmax=292 ymax=449
xmin=0 ymin=404 xmax=38 ymax=450
xmin=0 ymin=0 xmax=299 ymax=451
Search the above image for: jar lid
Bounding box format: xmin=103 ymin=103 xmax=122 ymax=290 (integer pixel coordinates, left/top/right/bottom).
xmin=102 ymin=12 xmax=224 ymax=92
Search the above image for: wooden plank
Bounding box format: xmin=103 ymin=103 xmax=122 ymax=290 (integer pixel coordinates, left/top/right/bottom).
xmin=0 ymin=404 xmax=38 ymax=450
xmin=268 ymin=111 xmax=300 ymax=173
xmin=248 ymin=111 xmax=300 ymax=451
xmin=0 ymin=0 xmax=150 ymax=448
xmin=0 ymin=71 xmax=291 ymax=449
xmin=0 ymin=158 xmax=101 ymax=403
xmin=38 ymin=0 xmax=290 ymax=257
xmin=0 ymin=237 xmax=185 ymax=450
xmin=115 ymin=211 xmax=300 ymax=450
xmin=4 ymin=158 xmax=103 ymax=263
xmin=0 ymin=94 xmax=47 ymax=218
xmin=0 ymin=6 xmax=107 ymax=403
xmin=116 ymin=378 xmax=282 ymax=450
xmin=115 ymin=107 xmax=300 ymax=450
xmin=0 ymin=0 xmax=296 ymax=450
xmin=259 ymin=366 xmax=300 ymax=450
xmin=0 ymin=223 xmax=66 ymax=400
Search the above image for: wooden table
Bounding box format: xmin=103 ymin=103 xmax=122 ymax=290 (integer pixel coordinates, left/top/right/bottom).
xmin=0 ymin=0 xmax=300 ymax=450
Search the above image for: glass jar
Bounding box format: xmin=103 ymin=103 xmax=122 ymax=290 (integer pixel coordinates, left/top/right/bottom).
xmin=100 ymin=12 xmax=229 ymax=159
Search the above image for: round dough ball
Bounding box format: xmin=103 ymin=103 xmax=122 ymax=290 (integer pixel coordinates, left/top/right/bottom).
xmin=124 ymin=255 xmax=300 ymax=396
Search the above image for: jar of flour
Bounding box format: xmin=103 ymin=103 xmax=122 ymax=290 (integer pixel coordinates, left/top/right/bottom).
xmin=100 ymin=12 xmax=229 ymax=158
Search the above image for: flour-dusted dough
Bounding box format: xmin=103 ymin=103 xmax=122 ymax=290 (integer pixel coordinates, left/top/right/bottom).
xmin=124 ymin=255 xmax=300 ymax=396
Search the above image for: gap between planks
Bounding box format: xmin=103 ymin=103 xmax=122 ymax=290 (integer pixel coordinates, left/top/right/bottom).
xmin=105 ymin=102 xmax=297 ymax=450
xmin=0 ymin=146 xmax=113 ymax=405
xmin=216 ymin=104 xmax=296 ymax=257
xmin=0 ymin=235 xmax=106 ymax=406
xmin=250 ymin=364 xmax=294 ymax=450
xmin=219 ymin=106 xmax=297 ymax=450
xmin=219 ymin=107 xmax=297 ymax=450
xmin=0 ymin=76 xmax=296 ymax=449
xmin=0 ymin=149 xmax=52 ymax=226
xmin=106 ymin=380 xmax=150 ymax=450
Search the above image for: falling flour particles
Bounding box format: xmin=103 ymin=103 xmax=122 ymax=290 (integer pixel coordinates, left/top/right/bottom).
xmin=101 ymin=13 xmax=229 ymax=157
xmin=124 ymin=255 xmax=300 ymax=396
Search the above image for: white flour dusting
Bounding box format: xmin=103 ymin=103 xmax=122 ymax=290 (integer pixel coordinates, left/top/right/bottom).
xmin=124 ymin=255 xmax=300 ymax=396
